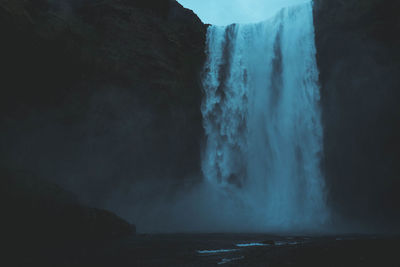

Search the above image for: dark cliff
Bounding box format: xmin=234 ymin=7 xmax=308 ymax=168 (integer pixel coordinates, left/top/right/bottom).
xmin=3 ymin=0 xmax=399 ymax=235
xmin=313 ymin=0 xmax=400 ymax=230
xmin=0 ymin=0 xmax=207 ymax=211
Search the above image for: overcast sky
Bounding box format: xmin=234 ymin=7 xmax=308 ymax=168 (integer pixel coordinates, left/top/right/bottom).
xmin=177 ymin=0 xmax=310 ymax=25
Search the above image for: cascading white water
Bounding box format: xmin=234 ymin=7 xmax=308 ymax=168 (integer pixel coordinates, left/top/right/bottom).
xmin=202 ymin=2 xmax=328 ymax=231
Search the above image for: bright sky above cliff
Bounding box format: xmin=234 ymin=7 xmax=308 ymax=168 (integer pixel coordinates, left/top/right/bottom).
xmin=177 ymin=0 xmax=310 ymax=25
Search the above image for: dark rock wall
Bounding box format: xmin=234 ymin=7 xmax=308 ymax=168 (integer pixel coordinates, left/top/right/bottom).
xmin=0 ymin=0 xmax=206 ymax=208
xmin=313 ymin=0 xmax=400 ymax=230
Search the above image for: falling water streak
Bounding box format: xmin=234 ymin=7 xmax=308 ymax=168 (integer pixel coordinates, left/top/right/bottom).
xmin=201 ymin=2 xmax=328 ymax=231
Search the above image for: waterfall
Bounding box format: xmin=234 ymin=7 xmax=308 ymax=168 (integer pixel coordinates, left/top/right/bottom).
xmin=202 ymin=2 xmax=328 ymax=231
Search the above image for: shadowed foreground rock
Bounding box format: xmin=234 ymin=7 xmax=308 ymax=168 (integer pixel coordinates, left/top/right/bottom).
xmin=2 ymin=170 xmax=134 ymax=241
xmin=2 ymin=169 xmax=134 ymax=266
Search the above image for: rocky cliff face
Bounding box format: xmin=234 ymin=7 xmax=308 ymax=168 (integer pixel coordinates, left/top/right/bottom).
xmin=313 ymin=0 xmax=400 ymax=230
xmin=0 ymin=0 xmax=206 ymax=209
xmin=3 ymin=0 xmax=400 ymax=233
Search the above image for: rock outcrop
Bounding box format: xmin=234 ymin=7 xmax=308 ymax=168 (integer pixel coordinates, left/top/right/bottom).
xmin=2 ymin=169 xmax=134 ymax=266
xmin=313 ymin=0 xmax=400 ymax=230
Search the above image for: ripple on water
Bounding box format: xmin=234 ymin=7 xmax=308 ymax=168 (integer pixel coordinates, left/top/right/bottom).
xmin=197 ymin=249 xmax=239 ymax=254
xmin=236 ymin=243 xmax=270 ymax=247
